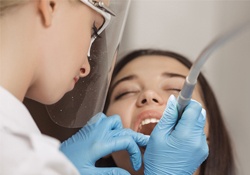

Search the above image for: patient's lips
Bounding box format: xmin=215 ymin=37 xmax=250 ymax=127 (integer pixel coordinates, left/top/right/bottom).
xmin=135 ymin=110 xmax=162 ymax=135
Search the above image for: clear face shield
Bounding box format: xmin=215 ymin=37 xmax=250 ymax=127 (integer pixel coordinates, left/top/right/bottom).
xmin=46 ymin=0 xmax=131 ymax=128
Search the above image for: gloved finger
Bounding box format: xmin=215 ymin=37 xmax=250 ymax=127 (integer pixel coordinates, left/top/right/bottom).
xmin=197 ymin=108 xmax=206 ymax=130
xmin=92 ymin=167 xmax=131 ymax=175
xmin=87 ymin=112 xmax=106 ymax=125
xmin=152 ymin=95 xmax=178 ymax=136
xmin=174 ymin=100 xmax=202 ymax=139
xmin=109 ymin=136 xmax=142 ymax=171
xmin=198 ymin=109 xmax=208 ymax=149
xmin=190 ymin=109 xmax=209 ymax=161
xmin=102 ymin=114 xmax=123 ymax=130
xmin=113 ymin=128 xmax=149 ymax=147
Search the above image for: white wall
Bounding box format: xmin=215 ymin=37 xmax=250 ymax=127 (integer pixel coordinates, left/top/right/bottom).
xmin=118 ymin=0 xmax=250 ymax=174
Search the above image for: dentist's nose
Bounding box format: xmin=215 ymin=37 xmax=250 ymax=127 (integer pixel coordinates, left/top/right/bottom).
xmin=136 ymin=90 xmax=164 ymax=107
xmin=79 ymin=57 xmax=91 ymax=78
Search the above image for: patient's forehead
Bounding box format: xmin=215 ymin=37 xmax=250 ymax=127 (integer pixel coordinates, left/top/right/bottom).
xmin=114 ymin=55 xmax=190 ymax=80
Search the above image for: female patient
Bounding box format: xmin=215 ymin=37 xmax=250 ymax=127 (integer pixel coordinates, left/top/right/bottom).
xmin=97 ymin=49 xmax=236 ymax=175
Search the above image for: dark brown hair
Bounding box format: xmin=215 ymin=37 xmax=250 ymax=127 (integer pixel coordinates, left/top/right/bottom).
xmin=103 ymin=49 xmax=236 ymax=175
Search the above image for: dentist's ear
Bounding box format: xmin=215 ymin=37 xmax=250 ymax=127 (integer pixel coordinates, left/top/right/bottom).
xmin=38 ymin=0 xmax=57 ymax=27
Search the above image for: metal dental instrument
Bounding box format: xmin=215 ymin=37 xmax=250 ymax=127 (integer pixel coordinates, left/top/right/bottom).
xmin=177 ymin=20 xmax=250 ymax=119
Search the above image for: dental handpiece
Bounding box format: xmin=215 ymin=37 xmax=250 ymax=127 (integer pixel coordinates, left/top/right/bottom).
xmin=176 ymin=20 xmax=250 ymax=119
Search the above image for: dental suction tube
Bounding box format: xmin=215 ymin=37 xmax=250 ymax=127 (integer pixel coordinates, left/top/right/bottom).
xmin=177 ymin=20 xmax=250 ymax=118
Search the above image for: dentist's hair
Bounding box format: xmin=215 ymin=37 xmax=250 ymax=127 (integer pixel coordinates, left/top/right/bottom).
xmin=103 ymin=49 xmax=236 ymax=175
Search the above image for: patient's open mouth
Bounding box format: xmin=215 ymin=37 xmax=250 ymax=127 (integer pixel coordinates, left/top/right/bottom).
xmin=135 ymin=111 xmax=162 ymax=155
xmin=137 ymin=118 xmax=159 ymax=135
xmin=135 ymin=110 xmax=162 ymax=136
xmin=138 ymin=119 xmax=159 ymax=155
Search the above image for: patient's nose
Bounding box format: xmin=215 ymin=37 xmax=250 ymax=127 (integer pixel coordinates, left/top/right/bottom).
xmin=136 ymin=90 xmax=164 ymax=107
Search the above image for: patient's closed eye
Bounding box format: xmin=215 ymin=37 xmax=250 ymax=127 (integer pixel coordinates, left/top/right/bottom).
xmin=167 ymin=88 xmax=181 ymax=92
xmin=114 ymin=90 xmax=138 ymax=100
xmin=162 ymin=79 xmax=183 ymax=94
xmin=163 ymin=88 xmax=181 ymax=96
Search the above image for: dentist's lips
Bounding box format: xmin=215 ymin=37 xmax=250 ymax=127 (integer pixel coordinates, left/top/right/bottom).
xmin=134 ymin=110 xmax=162 ymax=136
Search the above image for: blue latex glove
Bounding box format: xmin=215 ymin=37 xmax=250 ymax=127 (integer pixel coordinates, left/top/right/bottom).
xmin=144 ymin=95 xmax=209 ymax=175
xmin=60 ymin=113 xmax=149 ymax=175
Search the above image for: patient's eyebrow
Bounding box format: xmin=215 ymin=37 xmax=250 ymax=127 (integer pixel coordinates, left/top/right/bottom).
xmin=109 ymin=72 xmax=186 ymax=94
xmin=110 ymin=75 xmax=137 ymax=92
xmin=162 ymin=72 xmax=186 ymax=79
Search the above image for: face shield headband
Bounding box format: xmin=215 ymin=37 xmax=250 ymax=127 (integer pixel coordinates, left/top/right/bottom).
xmin=46 ymin=0 xmax=131 ymax=128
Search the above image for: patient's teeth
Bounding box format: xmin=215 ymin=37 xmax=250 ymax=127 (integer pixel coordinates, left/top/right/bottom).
xmin=142 ymin=119 xmax=151 ymax=125
xmin=150 ymin=118 xmax=157 ymax=123
xmin=139 ymin=124 xmax=142 ymax=130
xmin=141 ymin=118 xmax=159 ymax=125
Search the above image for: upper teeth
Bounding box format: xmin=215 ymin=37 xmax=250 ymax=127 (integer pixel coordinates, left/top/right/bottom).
xmin=141 ymin=118 xmax=160 ymax=125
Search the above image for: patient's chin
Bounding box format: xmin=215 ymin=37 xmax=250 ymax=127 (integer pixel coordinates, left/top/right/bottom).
xmin=138 ymin=123 xmax=158 ymax=156
xmin=112 ymin=150 xmax=144 ymax=175
xmin=112 ymin=123 xmax=158 ymax=175
xmin=140 ymin=146 xmax=146 ymax=156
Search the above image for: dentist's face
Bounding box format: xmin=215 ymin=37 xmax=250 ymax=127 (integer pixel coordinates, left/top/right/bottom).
xmin=27 ymin=0 xmax=106 ymax=104
xmin=106 ymin=55 xmax=209 ymax=175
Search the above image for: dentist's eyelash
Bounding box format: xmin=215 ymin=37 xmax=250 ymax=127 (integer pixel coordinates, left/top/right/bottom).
xmin=92 ymin=23 xmax=101 ymax=39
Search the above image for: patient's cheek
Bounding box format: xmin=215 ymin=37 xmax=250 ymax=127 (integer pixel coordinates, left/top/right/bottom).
xmin=204 ymin=119 xmax=210 ymax=144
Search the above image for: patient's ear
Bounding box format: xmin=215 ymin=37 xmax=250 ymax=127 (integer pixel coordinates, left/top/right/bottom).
xmin=38 ymin=0 xmax=57 ymax=27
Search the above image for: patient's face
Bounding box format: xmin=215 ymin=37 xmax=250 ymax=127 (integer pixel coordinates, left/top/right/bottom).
xmin=106 ymin=55 xmax=209 ymax=175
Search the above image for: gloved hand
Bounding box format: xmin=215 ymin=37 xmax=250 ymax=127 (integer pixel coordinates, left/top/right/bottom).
xmin=144 ymin=95 xmax=208 ymax=175
xmin=60 ymin=112 xmax=149 ymax=175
